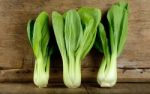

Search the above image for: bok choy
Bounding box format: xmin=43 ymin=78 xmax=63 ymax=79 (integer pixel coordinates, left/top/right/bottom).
xmin=95 ymin=2 xmax=129 ymax=87
xmin=27 ymin=12 xmax=53 ymax=88
xmin=52 ymin=7 xmax=101 ymax=88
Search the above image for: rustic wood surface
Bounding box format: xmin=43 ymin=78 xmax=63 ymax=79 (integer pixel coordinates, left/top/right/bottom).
xmin=0 ymin=0 xmax=150 ymax=82
xmin=0 ymin=83 xmax=150 ymax=94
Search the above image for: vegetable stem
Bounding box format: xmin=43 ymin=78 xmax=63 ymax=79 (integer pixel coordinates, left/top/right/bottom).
xmin=34 ymin=56 xmax=50 ymax=88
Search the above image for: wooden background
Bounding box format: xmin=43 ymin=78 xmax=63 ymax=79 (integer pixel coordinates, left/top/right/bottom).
xmin=0 ymin=0 xmax=149 ymax=83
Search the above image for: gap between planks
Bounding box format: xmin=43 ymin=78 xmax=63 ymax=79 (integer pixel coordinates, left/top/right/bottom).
xmin=0 ymin=82 xmax=150 ymax=94
xmin=0 ymin=68 xmax=150 ymax=82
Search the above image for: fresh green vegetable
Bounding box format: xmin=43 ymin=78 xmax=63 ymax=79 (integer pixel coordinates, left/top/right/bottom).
xmin=27 ymin=12 xmax=53 ymax=88
xmin=95 ymin=2 xmax=128 ymax=87
xmin=52 ymin=7 xmax=101 ymax=88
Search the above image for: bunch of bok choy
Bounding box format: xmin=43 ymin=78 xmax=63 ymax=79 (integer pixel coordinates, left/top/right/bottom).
xmin=95 ymin=2 xmax=129 ymax=87
xmin=52 ymin=7 xmax=101 ymax=88
xmin=27 ymin=12 xmax=53 ymax=88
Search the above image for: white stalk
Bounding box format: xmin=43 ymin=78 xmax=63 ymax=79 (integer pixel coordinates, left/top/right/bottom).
xmin=33 ymin=56 xmax=49 ymax=88
xmin=102 ymin=52 xmax=117 ymax=87
xmin=62 ymin=55 xmax=73 ymax=88
xmin=97 ymin=57 xmax=107 ymax=85
xmin=63 ymin=55 xmax=81 ymax=88
xmin=73 ymin=56 xmax=81 ymax=88
xmin=97 ymin=51 xmax=117 ymax=87
xmin=68 ymin=52 xmax=75 ymax=85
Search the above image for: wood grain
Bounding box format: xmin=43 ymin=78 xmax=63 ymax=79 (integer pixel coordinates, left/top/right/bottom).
xmin=0 ymin=83 xmax=149 ymax=94
xmin=0 ymin=68 xmax=149 ymax=82
xmin=0 ymin=0 xmax=149 ymax=82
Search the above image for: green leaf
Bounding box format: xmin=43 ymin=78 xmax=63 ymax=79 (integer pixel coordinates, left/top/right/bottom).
xmin=33 ymin=12 xmax=49 ymax=58
xmin=107 ymin=2 xmax=128 ymax=55
xmin=107 ymin=5 xmax=122 ymax=53
xmin=117 ymin=3 xmax=129 ymax=56
xmin=41 ymin=18 xmax=50 ymax=59
xmin=52 ymin=11 xmax=67 ymax=57
xmin=94 ymin=24 xmax=104 ymax=53
xmin=77 ymin=7 xmax=101 ymax=59
xmin=94 ymin=33 xmax=103 ymax=53
xmin=27 ymin=19 xmax=35 ymax=46
xmin=64 ymin=9 xmax=83 ymax=57
xmin=98 ymin=23 xmax=110 ymax=58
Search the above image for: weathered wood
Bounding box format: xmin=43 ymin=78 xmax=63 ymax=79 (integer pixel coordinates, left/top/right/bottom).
xmin=0 ymin=24 xmax=33 ymax=69
xmin=0 ymin=83 xmax=149 ymax=94
xmin=0 ymin=83 xmax=87 ymax=94
xmin=0 ymin=68 xmax=149 ymax=82
xmin=85 ymin=83 xmax=150 ymax=94
xmin=0 ymin=0 xmax=149 ymax=82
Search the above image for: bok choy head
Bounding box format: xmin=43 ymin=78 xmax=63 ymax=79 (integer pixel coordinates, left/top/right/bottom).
xmin=52 ymin=7 xmax=101 ymax=88
xmin=27 ymin=11 xmax=53 ymax=88
xmin=95 ymin=1 xmax=129 ymax=87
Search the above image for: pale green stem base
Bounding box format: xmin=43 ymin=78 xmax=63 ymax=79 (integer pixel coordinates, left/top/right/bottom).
xmin=97 ymin=52 xmax=117 ymax=87
xmin=63 ymin=56 xmax=81 ymax=88
xmin=33 ymin=57 xmax=50 ymax=88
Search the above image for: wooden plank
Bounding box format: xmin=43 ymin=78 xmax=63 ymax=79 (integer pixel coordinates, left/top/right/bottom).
xmin=0 ymin=0 xmax=119 ymax=12
xmin=0 ymin=24 xmax=34 ymax=69
xmin=0 ymin=0 xmax=149 ymax=81
xmin=0 ymin=83 xmax=87 ymax=94
xmin=0 ymin=0 xmax=149 ymax=69
xmin=85 ymin=83 xmax=150 ymax=94
xmin=0 ymin=68 xmax=149 ymax=82
xmin=0 ymin=83 xmax=149 ymax=94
